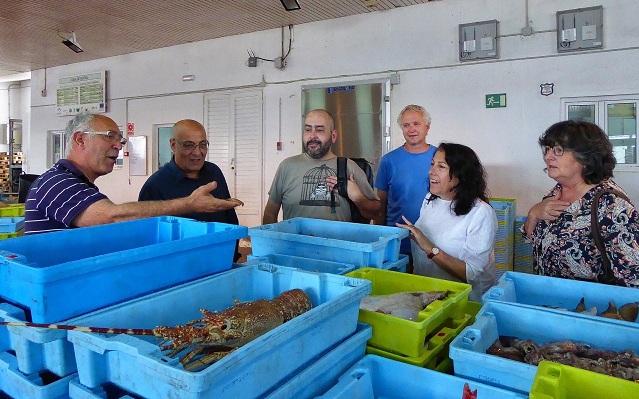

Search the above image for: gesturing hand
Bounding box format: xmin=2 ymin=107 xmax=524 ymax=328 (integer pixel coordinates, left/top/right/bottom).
xmin=395 ymin=215 xmax=432 ymax=251
xmin=530 ymin=193 xmax=570 ymax=222
xmin=189 ymin=182 xmax=244 ymax=213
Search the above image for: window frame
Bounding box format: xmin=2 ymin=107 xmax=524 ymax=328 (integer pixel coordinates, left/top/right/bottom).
xmin=562 ymin=94 xmax=639 ymax=172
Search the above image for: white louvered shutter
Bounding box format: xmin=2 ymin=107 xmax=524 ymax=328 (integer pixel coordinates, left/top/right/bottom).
xmin=205 ymin=89 xmax=263 ymax=227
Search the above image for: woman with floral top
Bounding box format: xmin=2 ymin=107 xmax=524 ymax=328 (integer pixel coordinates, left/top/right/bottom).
xmin=524 ymin=120 xmax=639 ymax=287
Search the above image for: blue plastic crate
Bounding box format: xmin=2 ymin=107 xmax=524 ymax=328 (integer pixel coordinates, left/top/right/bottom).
xmin=0 ymin=217 xmax=24 ymax=233
xmin=247 ymin=253 xmax=358 ymax=275
xmin=247 ymin=253 xmax=409 ymax=274
xmin=0 ymin=352 xmax=74 ymax=399
xmin=265 ymin=324 xmax=371 ymax=399
xmin=66 ymin=264 xmax=371 ymax=399
xmin=317 ymin=354 xmax=527 ymax=399
xmin=249 ymin=218 xmax=408 ymax=267
xmin=449 ymin=301 xmax=639 ymax=393
xmin=0 ymin=216 xmax=247 ymax=323
xmin=1 ymin=302 xmax=77 ymax=376
xmin=483 ymin=271 xmax=639 ymax=324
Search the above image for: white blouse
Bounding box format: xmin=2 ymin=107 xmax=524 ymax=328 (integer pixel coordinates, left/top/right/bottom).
xmin=411 ymin=193 xmax=497 ymax=301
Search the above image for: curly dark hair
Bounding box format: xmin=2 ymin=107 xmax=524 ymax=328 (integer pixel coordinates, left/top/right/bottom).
xmin=538 ymin=120 xmax=615 ymax=184
xmin=437 ymin=142 xmax=488 ymax=216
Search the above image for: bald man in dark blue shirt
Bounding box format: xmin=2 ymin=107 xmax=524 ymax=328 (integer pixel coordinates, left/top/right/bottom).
xmin=139 ymin=120 xmax=240 ymax=258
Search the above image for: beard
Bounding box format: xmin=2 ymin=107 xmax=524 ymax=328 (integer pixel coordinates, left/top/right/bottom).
xmin=303 ymin=139 xmax=332 ymax=159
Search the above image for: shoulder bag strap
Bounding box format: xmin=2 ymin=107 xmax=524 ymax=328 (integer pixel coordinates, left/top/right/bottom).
xmin=336 ymin=157 xmax=349 ymax=198
xmin=591 ymin=188 xmax=632 ymax=284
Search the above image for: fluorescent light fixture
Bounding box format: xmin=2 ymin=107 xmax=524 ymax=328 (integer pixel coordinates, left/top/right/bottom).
xmin=62 ymin=31 xmax=84 ymax=53
xmin=280 ymin=0 xmax=301 ymax=11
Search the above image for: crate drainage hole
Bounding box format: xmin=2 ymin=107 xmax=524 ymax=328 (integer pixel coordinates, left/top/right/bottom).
xmin=39 ymin=369 xmax=62 ymax=385
xmin=102 ymin=383 xmax=145 ymax=399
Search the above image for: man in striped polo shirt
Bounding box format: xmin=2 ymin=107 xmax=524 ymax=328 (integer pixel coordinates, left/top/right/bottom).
xmin=25 ymin=113 xmax=243 ymax=234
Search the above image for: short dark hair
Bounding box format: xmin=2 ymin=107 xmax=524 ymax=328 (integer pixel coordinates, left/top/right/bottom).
xmin=438 ymin=142 xmax=488 ymax=216
xmin=538 ymin=120 xmax=615 ymax=184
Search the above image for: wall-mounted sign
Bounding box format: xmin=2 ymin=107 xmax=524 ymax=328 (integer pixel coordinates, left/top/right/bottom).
xmin=540 ymin=83 xmax=554 ymax=96
xmin=128 ymin=136 xmax=147 ymax=176
xmin=56 ymin=71 xmax=107 ymax=116
xmin=327 ymin=85 xmax=355 ymax=95
xmin=485 ymin=93 xmax=507 ymax=108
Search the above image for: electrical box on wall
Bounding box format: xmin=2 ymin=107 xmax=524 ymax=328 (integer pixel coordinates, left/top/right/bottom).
xmin=459 ymin=20 xmax=498 ymax=62
xmin=556 ymin=6 xmax=603 ymax=52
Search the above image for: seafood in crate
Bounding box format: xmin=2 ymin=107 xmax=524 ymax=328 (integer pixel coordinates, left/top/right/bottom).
xmin=1 ymin=289 xmax=312 ymax=371
xmin=487 ymin=335 xmax=639 ymax=381
xmin=541 ymin=297 xmax=638 ymax=321
xmin=360 ymin=291 xmax=449 ymax=321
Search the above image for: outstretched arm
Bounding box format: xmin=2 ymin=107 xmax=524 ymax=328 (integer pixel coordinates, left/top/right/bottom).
xmin=74 ymin=182 xmax=243 ymax=227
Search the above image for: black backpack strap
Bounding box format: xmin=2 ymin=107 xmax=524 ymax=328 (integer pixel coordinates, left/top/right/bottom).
xmin=337 ymin=157 xmax=349 ymax=198
xmin=591 ymin=188 xmax=632 ymax=284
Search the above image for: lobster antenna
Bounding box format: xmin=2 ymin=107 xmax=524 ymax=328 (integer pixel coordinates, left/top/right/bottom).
xmin=0 ymin=321 xmax=156 ymax=336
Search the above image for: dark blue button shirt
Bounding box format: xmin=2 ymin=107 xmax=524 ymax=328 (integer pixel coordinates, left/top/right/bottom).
xmin=138 ymin=159 xmax=239 ymax=225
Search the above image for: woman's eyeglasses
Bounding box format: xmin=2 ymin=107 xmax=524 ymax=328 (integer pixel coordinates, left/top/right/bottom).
xmin=542 ymin=145 xmax=565 ymax=157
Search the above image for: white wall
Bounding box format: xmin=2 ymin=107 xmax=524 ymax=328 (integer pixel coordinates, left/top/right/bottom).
xmin=28 ymin=0 xmax=639 ymax=216
xmin=0 ymin=80 xmax=30 ymax=155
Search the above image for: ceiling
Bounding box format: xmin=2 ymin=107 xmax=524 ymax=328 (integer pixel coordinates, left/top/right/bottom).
xmin=0 ymin=0 xmax=436 ymax=79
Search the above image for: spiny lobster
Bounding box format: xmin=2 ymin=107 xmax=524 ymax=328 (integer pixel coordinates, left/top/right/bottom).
xmin=0 ymin=289 xmax=312 ymax=371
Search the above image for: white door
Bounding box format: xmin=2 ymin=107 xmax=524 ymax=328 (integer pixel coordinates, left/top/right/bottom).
xmin=205 ymin=89 xmax=263 ymax=227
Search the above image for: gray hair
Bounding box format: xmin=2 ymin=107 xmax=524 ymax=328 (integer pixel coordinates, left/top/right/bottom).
xmin=397 ymin=104 xmax=431 ymax=126
xmin=64 ymin=113 xmax=95 ymax=156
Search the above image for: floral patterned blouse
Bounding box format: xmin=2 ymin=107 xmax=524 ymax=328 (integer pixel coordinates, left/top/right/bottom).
xmin=527 ymin=180 xmax=639 ymax=287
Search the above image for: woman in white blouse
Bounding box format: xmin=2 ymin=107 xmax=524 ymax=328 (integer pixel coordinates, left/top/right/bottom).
xmin=397 ymin=143 xmax=497 ymax=301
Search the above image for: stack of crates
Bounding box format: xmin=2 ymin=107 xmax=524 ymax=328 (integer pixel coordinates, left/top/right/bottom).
xmin=0 ymin=216 xmax=246 ymax=399
xmin=65 ymin=264 xmax=372 ymax=399
xmin=489 ymin=198 xmax=516 ymax=279
xmin=0 ymin=203 xmax=24 ymax=240
xmin=450 ymin=272 xmax=639 ymax=396
xmin=345 ymin=268 xmax=475 ymax=373
xmin=248 ymin=217 xmax=410 ymax=274
xmin=513 ymin=216 xmax=534 ymax=274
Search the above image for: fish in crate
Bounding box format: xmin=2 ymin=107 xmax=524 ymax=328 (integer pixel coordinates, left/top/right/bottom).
xmin=0 ymin=289 xmax=312 ymax=371
xmin=487 ymin=336 xmax=639 ymax=382
xmin=360 ymin=291 xmax=448 ymax=321
xmin=543 ymin=297 xmax=639 ymax=321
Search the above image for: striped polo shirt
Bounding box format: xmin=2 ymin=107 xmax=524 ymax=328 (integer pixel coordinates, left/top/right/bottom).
xmin=24 ymin=160 xmax=107 ymax=234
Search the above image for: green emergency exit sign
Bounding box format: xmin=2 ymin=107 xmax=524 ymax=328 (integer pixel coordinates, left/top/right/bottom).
xmin=486 ymin=93 xmax=507 ymax=108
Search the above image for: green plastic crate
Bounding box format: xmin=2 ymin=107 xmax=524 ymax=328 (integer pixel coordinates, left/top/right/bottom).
xmin=367 ymin=313 xmax=472 ymax=367
xmin=347 ymin=267 xmax=471 ymax=358
xmin=530 ymin=361 xmax=639 ymax=399
xmin=0 ymin=230 xmax=22 ymax=240
xmin=0 ymin=204 xmax=24 ymax=217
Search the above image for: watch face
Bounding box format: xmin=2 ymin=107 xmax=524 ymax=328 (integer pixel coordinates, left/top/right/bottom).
xmin=432 ymin=247 xmax=440 ymax=255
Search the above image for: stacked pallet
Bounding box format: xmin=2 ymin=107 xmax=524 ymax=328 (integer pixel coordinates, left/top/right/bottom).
xmin=0 ymin=152 xmax=23 ymax=193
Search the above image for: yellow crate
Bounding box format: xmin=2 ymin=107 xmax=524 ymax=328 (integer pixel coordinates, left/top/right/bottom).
xmin=530 ymin=361 xmax=639 ymax=399
xmin=0 ymin=230 xmax=23 ymax=240
xmin=347 ymin=268 xmax=471 ymax=358
xmin=366 ymin=313 xmax=472 ymax=367
xmin=0 ymin=204 xmax=25 ymax=217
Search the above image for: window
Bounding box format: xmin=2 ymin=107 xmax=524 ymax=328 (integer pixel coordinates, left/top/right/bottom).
xmin=47 ymin=130 xmax=66 ymax=168
xmin=563 ymin=96 xmax=639 ymax=169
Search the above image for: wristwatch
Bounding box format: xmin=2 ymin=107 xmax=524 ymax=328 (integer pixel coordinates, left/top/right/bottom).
xmin=427 ymin=247 xmax=440 ymax=259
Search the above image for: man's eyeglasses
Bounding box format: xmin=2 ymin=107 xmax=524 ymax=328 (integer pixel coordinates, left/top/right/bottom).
xmin=178 ymin=140 xmax=209 ymax=152
xmin=542 ymin=145 xmax=565 ymax=157
xmin=84 ymin=131 xmax=127 ymax=145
